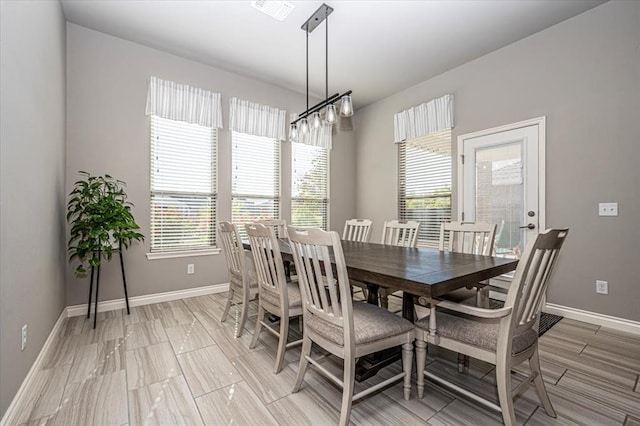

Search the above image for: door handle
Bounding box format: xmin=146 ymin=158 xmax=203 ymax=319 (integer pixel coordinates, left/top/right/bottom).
xmin=519 ymin=223 xmax=535 ymax=230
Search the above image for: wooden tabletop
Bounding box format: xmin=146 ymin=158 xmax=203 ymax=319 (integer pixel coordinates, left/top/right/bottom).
xmin=268 ymin=239 xmax=518 ymax=299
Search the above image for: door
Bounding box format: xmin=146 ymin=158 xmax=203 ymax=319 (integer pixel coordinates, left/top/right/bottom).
xmin=457 ymin=117 xmax=545 ymax=280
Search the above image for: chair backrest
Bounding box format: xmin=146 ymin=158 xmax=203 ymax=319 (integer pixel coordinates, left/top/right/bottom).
xmin=219 ymin=221 xmax=248 ymax=285
xmin=245 ymin=223 xmax=288 ymax=308
xmin=342 ymin=219 xmax=373 ymax=242
xmin=257 ymin=219 xmax=287 ymax=239
xmin=503 ymin=229 xmax=569 ymax=339
xmin=439 ymin=222 xmax=497 ymax=256
xmin=381 ymin=220 xmax=420 ymax=247
xmin=287 ymin=226 xmax=354 ymax=344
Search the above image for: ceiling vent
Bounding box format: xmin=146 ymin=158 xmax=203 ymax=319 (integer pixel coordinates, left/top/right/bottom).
xmin=250 ymin=1 xmax=295 ymax=21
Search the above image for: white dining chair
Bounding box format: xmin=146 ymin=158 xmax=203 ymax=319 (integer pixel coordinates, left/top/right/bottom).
xmin=287 ymin=226 xmax=415 ymax=426
xmin=342 ymin=218 xmax=373 ymax=299
xmin=245 ymin=223 xmax=302 ymax=373
xmin=219 ymin=221 xmax=259 ymax=337
xmin=415 ymin=228 xmax=569 ymax=426
xmin=379 ymin=220 xmax=420 ymax=309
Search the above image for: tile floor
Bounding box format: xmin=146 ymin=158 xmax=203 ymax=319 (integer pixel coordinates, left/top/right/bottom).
xmin=8 ymin=292 xmax=640 ymax=425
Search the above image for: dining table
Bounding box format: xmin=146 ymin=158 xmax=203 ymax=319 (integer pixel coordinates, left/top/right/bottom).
xmin=246 ymin=238 xmax=519 ymax=380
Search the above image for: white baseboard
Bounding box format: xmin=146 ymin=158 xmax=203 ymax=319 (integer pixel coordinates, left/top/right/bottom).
xmin=0 ymin=310 xmax=67 ymax=426
xmin=544 ymin=303 xmax=640 ymax=335
xmin=66 ymin=283 xmax=229 ymax=317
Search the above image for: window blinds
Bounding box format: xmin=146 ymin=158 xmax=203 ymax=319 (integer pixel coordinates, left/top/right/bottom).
xmin=398 ymin=129 xmax=452 ymax=248
xmin=231 ymin=131 xmax=280 ymax=237
xmin=150 ymin=116 xmax=217 ymax=252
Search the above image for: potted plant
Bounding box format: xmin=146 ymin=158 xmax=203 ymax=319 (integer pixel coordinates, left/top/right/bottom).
xmin=67 ymin=171 xmax=144 ymax=275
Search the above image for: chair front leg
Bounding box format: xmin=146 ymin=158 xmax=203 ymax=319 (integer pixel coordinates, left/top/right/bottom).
xmin=530 ymin=346 xmax=556 ymax=418
xmin=236 ymin=288 xmax=250 ymax=338
xmin=292 ymin=335 xmax=312 ymax=393
xmin=415 ymin=339 xmax=427 ymax=399
xmin=249 ymin=303 xmax=264 ymax=349
xmin=274 ymin=314 xmax=289 ymax=374
xmin=221 ymin=288 xmax=234 ymax=322
xmin=401 ymin=342 xmax=413 ymax=400
xmin=339 ymin=355 xmax=356 ymax=426
xmin=496 ymin=360 xmax=516 ymax=426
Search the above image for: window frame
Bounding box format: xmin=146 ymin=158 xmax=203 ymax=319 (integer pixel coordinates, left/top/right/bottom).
xmin=291 ymin=142 xmax=330 ymax=230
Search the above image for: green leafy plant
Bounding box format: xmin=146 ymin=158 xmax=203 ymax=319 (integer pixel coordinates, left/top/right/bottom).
xmin=67 ymin=171 xmax=144 ymax=276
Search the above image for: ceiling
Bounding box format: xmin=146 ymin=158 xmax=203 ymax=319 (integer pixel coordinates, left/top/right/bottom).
xmin=60 ymin=0 xmax=605 ymax=109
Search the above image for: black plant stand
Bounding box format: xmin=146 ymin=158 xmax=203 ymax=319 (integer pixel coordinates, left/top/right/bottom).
xmin=87 ymin=240 xmax=130 ymax=329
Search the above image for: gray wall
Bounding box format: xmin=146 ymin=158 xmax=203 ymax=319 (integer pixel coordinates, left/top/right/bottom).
xmin=66 ymin=24 xmax=356 ymax=306
xmin=0 ymin=1 xmax=67 ymax=416
xmin=355 ymin=1 xmax=640 ymax=321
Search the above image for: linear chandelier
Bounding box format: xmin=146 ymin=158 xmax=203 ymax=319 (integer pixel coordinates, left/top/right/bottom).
xmin=289 ymin=3 xmax=353 ymax=142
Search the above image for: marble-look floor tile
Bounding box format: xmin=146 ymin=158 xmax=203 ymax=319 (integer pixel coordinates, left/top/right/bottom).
xmin=177 ymin=345 xmax=242 ymax=397
xmin=195 ymin=381 xmax=278 ymax=426
xmin=126 ymin=342 xmax=180 ymax=391
xmin=428 ymin=398 xmax=525 ymax=426
xmin=522 ymin=381 xmax=627 ymax=425
xmin=124 ymin=319 xmax=168 ymax=351
xmin=512 ymin=358 xmax=568 ymax=385
xmin=68 ymin=338 xmax=126 ymax=384
xmin=41 ymin=334 xmax=80 ymax=369
xmin=539 ymin=334 xmax=586 ymax=355
xmin=234 ymin=348 xmax=299 ymax=404
xmin=58 ymin=316 xmax=86 ymax=338
xmin=128 ymin=375 xmax=203 ymax=426
xmin=207 ymin=323 xmax=264 ymax=360
xmin=182 ymin=295 xmax=219 ymax=312
xmin=84 ymin=318 xmax=124 ymax=344
xmin=51 ymin=370 xmax=128 ymax=426
xmin=556 ymin=370 xmax=640 ymax=418
xmin=165 ymin=321 xmax=215 ymax=355
xmin=626 ymin=415 xmax=640 ymax=426
xmin=156 ymin=305 xmax=196 ymax=328
xmin=123 ymin=305 xmax=161 ymax=326
xmin=192 ymin=310 xmax=226 ymax=331
xmin=524 ymin=407 xmax=582 ymax=425
xmin=581 ymin=344 xmax=640 ymax=375
xmin=12 ymin=365 xmax=71 ymax=424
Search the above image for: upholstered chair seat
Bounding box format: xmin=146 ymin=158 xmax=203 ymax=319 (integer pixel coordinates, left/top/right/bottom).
xmin=260 ymin=281 xmax=302 ymax=309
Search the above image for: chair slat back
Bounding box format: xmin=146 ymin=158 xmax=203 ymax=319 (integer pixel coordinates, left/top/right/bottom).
xmin=257 ymin=219 xmax=287 ymax=239
xmin=381 ymin=220 xmax=420 ymax=247
xmin=219 ymin=222 xmax=244 ymax=276
xmin=342 ymin=219 xmax=373 ymax=242
xmin=439 ymin=222 xmax=497 ymax=256
xmin=287 ymin=226 xmax=353 ymax=331
xmin=504 ymin=229 xmax=569 ymax=332
xmin=245 ymin=223 xmax=287 ymax=306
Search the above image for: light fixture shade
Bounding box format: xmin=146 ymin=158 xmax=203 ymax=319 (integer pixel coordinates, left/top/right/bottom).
xmin=340 ymin=95 xmax=354 ymax=117
xmin=325 ymin=104 xmax=337 ymax=124
xmin=311 ymin=112 xmax=322 ymax=129
xmin=289 ymin=123 xmax=298 ymax=141
xmin=299 ymin=118 xmax=309 ymax=134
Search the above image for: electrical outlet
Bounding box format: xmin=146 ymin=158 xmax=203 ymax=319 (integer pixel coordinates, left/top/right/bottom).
xmin=187 ymin=264 xmax=195 ymax=274
xmin=596 ymin=280 xmax=608 ymax=295
xmin=598 ymin=202 xmax=618 ymax=216
xmin=21 ymin=325 xmax=27 ymax=351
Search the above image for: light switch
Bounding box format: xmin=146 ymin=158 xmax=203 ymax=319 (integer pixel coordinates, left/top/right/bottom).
xmin=598 ymin=202 xmax=618 ymax=217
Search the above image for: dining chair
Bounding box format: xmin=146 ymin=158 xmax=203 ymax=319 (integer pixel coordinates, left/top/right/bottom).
xmin=342 ymin=218 xmax=373 ymax=299
xmin=379 ymin=220 xmax=420 ymax=309
xmin=287 ymin=226 xmax=415 ymax=426
xmin=257 ymin=218 xmax=288 ymax=238
xmin=438 ymin=221 xmax=498 ymax=307
xmin=342 ymin=218 xmax=373 ymax=243
xmin=415 ymin=228 xmax=569 ymax=426
xmin=245 ymin=223 xmax=303 ymax=373
xmin=219 ymin=221 xmax=259 ymax=337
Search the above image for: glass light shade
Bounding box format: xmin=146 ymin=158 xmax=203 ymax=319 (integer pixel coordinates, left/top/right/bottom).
xmin=339 ymin=95 xmax=354 ymax=117
xmin=311 ymin=112 xmax=322 ymax=129
xmin=325 ymin=104 xmax=337 ymax=124
xmin=299 ymin=118 xmax=309 ymax=134
xmin=289 ymin=123 xmax=298 ymax=141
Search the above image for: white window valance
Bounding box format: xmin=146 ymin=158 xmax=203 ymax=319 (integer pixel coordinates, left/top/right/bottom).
xmin=229 ymin=98 xmax=287 ymax=141
xmin=289 ymin=113 xmax=332 ymax=149
xmin=145 ymin=76 xmax=223 ymax=128
xmin=393 ymin=94 xmax=454 ymax=143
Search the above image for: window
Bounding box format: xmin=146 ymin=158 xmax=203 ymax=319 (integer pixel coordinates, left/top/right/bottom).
xmin=150 ymin=116 xmax=217 ymax=253
xmin=291 ymin=142 xmax=329 ymax=229
xmin=398 ymin=129 xmax=452 ymax=248
xmin=231 ymin=131 xmax=280 ymax=236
